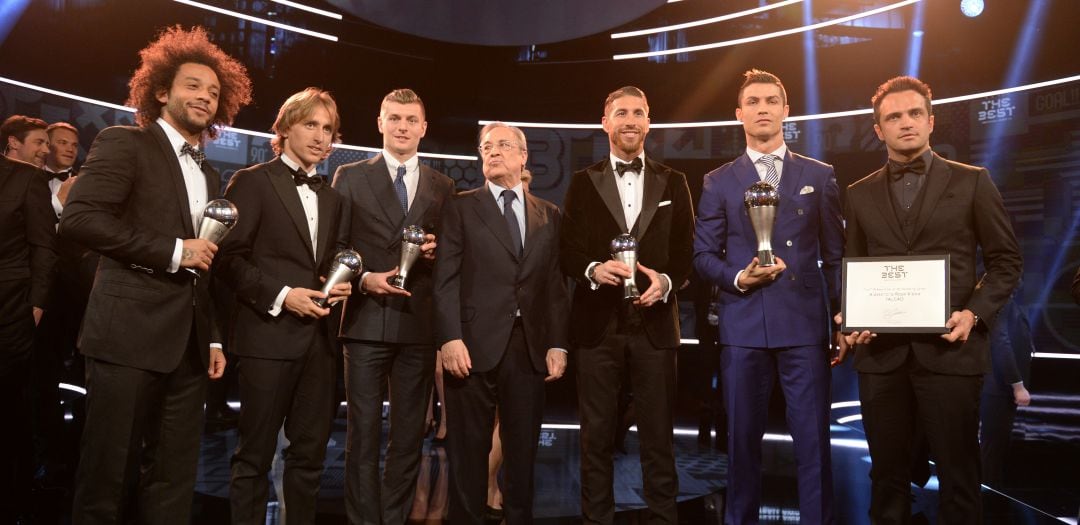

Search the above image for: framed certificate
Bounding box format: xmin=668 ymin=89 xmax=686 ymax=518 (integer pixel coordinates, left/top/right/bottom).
xmin=841 ymin=255 xmax=950 ymax=333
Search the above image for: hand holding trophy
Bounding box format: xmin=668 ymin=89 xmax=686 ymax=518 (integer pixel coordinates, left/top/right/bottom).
xmin=389 ymin=225 xmax=425 ymax=290
xmin=186 ymin=199 xmax=239 ymax=277
xmin=610 ymin=233 xmax=640 ymax=300
xmin=313 ymin=249 xmax=363 ymax=308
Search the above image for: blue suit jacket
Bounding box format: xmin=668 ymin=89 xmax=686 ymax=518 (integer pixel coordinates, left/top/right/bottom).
xmin=693 ymin=150 xmax=843 ymax=348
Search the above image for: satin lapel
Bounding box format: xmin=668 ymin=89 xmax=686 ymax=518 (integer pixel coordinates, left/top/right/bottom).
xmin=911 ymin=152 xmax=952 ymax=242
xmin=472 ymin=186 xmax=519 ymax=260
xmin=405 ymin=164 xmax=435 ymax=228
xmin=149 ymin=123 xmax=195 ymax=238
xmin=634 ymin=158 xmax=668 ymax=238
xmin=267 ymin=158 xmax=316 ymax=260
xmin=315 ymin=184 xmax=335 ymax=265
xmin=868 ymin=165 xmax=906 ymax=243
xmin=588 ymin=163 xmax=629 ymax=233
xmin=364 ymin=155 xmax=407 ymax=229
xmin=522 ymin=191 xmax=544 ymax=261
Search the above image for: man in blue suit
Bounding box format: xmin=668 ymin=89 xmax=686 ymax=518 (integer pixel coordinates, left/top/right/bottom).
xmin=693 ymin=69 xmax=844 ymax=525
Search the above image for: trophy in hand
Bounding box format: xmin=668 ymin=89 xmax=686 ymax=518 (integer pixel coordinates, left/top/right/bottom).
xmin=610 ymin=233 xmax=640 ymax=300
xmin=313 ymin=249 xmax=363 ymax=308
xmin=744 ymin=181 xmax=779 ymax=266
xmin=389 ymin=225 xmax=425 ymax=290
xmin=187 ymin=199 xmax=239 ymax=277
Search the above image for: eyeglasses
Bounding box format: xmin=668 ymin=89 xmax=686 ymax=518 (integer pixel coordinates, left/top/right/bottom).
xmin=478 ymin=140 xmax=519 ymax=155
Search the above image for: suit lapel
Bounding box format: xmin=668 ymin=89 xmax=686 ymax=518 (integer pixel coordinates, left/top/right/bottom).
xmin=472 ymin=185 xmax=519 ymax=260
xmin=778 ymin=151 xmax=805 ymax=211
xmin=405 ymin=164 xmax=435 ymax=228
xmin=868 ymin=165 xmax=906 ymax=243
xmin=733 ymin=154 xmax=763 ymax=241
xmin=634 ymin=158 xmax=668 ymax=238
xmin=588 ymin=162 xmax=629 ymax=233
xmin=522 ymin=191 xmax=544 ymax=261
xmin=364 ymin=154 xmax=407 ymax=229
xmin=149 ymin=123 xmax=195 ymax=238
xmin=315 ymin=185 xmax=335 ymax=266
xmin=267 ymin=158 xmax=316 ymax=260
xmin=911 ymin=152 xmax=952 ymax=242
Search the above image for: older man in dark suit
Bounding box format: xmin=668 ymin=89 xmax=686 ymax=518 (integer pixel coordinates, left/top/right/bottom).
xmin=216 ymin=88 xmax=350 ymax=525
xmin=560 ymin=86 xmax=694 ymax=524
xmin=332 ymin=88 xmax=454 ymax=525
xmin=435 ymin=122 xmax=568 ymax=524
xmin=60 ymin=26 xmax=250 ymax=524
xmin=838 ymin=76 xmax=1022 ymax=524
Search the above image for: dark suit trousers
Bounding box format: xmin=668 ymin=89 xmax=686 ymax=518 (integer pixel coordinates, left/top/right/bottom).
xmin=230 ymin=333 xmax=336 ymax=525
xmin=0 ymin=294 xmax=34 ymax=521
xmin=343 ymin=341 xmax=436 ymax=525
xmin=576 ymin=311 xmax=678 ymax=524
xmin=721 ymin=344 xmax=834 ymax=525
xmin=978 ymin=385 xmax=1018 ymax=486
xmin=859 ymin=353 xmax=983 ymax=525
xmin=445 ymin=321 xmax=545 ymax=525
xmin=72 ymin=330 xmax=207 ymax=525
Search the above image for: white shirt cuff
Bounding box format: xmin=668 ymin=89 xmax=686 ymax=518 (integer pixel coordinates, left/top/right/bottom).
xmin=168 ymin=238 xmax=183 ymax=273
xmin=733 ymin=269 xmax=748 ymax=293
xmin=210 ymin=343 xmax=223 ymax=350
xmin=551 ymin=348 xmax=568 ymax=354
xmin=586 ymin=261 xmax=601 ymax=290
xmin=358 ymin=271 xmax=372 ymax=294
xmin=269 ymin=286 xmax=291 ymax=317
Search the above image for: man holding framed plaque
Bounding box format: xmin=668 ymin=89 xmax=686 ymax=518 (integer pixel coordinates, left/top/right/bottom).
xmin=694 ymin=69 xmax=844 ymax=525
xmin=837 ymin=76 xmax=1022 ymax=523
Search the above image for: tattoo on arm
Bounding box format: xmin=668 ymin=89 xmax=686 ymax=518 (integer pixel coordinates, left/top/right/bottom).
xmin=183 ymin=248 xmax=195 ymax=261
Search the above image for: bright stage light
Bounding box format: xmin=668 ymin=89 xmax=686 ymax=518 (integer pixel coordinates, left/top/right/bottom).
xmin=172 ymin=0 xmax=339 ymax=42
xmin=611 ymin=0 xmax=803 ymax=40
xmin=960 ymin=0 xmax=985 ymax=18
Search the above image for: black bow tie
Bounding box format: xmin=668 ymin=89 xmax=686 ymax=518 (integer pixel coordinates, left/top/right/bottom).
xmin=293 ymin=167 xmax=324 ymax=190
xmin=180 ymin=142 xmax=205 ymax=167
xmin=615 ymin=157 xmax=643 ymax=176
xmin=51 ymin=169 xmax=73 ymax=182
xmin=888 ymin=156 xmax=927 ymax=181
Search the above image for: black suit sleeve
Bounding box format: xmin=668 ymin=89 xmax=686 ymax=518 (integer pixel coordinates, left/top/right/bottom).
xmin=966 ymin=169 xmax=1023 ymax=328
xmin=546 ymin=209 xmax=570 ymax=350
xmin=60 ymin=127 xmax=177 ymax=270
xmin=26 ymin=170 xmax=58 ymax=309
xmin=819 ymin=170 xmax=845 ymax=312
xmin=662 ymin=172 xmax=695 ymax=291
xmin=433 ymin=195 xmax=464 ymax=345
xmin=559 ymin=172 xmax=597 ymax=285
xmin=216 ymin=169 xmax=289 ymax=312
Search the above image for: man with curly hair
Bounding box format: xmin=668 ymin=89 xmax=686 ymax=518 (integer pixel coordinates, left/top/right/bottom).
xmin=60 ymin=25 xmax=252 ymax=524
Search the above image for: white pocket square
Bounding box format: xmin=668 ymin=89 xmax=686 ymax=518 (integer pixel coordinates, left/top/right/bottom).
xmin=799 ymin=186 xmax=815 ymax=195
xmin=658 ymin=200 xmax=672 ymax=207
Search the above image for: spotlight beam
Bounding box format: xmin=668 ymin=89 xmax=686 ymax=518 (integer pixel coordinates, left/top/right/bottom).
xmin=269 ymin=0 xmax=343 ymax=20
xmin=172 ymin=0 xmax=339 ymax=42
xmin=613 ymin=0 xmax=922 ymax=60
xmin=611 ymin=0 xmax=804 ymax=39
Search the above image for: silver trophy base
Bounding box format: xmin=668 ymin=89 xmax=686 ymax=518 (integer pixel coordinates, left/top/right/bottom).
xmin=757 ymin=249 xmax=776 ymax=267
xmin=623 ymin=280 xmax=640 ymax=300
xmin=388 ymin=274 xmax=407 ymax=290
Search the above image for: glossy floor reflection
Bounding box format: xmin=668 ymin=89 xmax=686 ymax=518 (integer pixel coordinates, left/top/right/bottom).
xmin=186 ymin=416 xmax=1075 ymax=524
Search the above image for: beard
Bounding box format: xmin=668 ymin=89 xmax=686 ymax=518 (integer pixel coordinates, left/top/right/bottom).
xmin=609 ymin=128 xmax=644 ymax=157
xmin=164 ymin=100 xmax=211 ymax=136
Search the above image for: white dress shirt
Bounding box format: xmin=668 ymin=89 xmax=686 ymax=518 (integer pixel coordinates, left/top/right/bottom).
xmin=157 ymin=118 xmax=209 ymax=274
xmin=269 ymin=153 xmax=322 ymax=317
xmin=42 ymin=165 xmax=71 ymax=220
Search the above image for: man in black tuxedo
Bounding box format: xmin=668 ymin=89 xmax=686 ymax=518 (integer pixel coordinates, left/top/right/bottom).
xmin=838 ymin=76 xmax=1022 ymax=524
xmin=332 ymin=88 xmax=453 ymax=524
xmin=560 ymin=86 xmax=694 ymax=524
xmin=217 ymin=88 xmax=351 ymax=525
xmin=59 ymin=26 xmax=251 ymax=524
xmin=0 ymin=153 xmax=56 ymax=520
xmin=435 ymin=122 xmax=569 ymax=524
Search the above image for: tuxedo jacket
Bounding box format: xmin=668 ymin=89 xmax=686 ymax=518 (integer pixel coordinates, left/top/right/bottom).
xmin=332 ymin=154 xmax=454 ymax=345
xmin=0 ymin=156 xmax=57 ymax=317
xmin=215 ymin=158 xmax=343 ymax=359
xmin=559 ymin=157 xmax=694 ymax=349
xmin=433 ymin=186 xmax=569 ymax=373
xmin=60 ymin=124 xmax=219 ymax=373
xmin=693 ymin=151 xmax=844 ymax=348
xmin=844 ymin=152 xmax=1022 ymax=375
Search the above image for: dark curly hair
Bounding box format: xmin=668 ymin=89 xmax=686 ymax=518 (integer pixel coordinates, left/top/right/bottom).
xmin=126 ymin=25 xmax=252 ymax=139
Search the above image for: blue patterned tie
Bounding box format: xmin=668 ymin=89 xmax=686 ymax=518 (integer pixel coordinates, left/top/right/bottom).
xmin=502 ymin=190 xmax=523 ymax=256
xmin=394 ymin=164 xmax=409 ymax=214
xmin=759 ymin=154 xmax=780 ymax=190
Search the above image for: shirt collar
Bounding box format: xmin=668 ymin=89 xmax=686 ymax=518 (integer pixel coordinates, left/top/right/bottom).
xmin=156 ymin=117 xmax=199 ymax=157
xmin=280 ymin=152 xmax=315 ymax=176
xmin=745 ymin=143 xmax=787 ymax=164
xmin=383 ymin=150 xmax=419 ymax=173
xmin=487 ymin=180 xmax=525 ymax=204
xmin=609 ymin=152 xmax=646 ymax=174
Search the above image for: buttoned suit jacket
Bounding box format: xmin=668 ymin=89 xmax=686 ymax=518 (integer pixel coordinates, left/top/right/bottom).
xmin=559 ymin=157 xmax=694 ymax=349
xmin=332 ymin=154 xmax=454 ymax=345
xmin=844 ymin=152 xmax=1022 ymax=375
xmin=215 ymin=157 xmax=343 ymax=359
xmin=693 ymin=151 xmax=844 ymax=348
xmin=60 ymin=124 xmax=219 ymax=372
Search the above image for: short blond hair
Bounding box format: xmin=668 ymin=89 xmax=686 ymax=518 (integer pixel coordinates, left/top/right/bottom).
xmin=381 ymin=88 xmax=426 ymax=119
xmin=271 ymin=87 xmax=341 ymax=155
